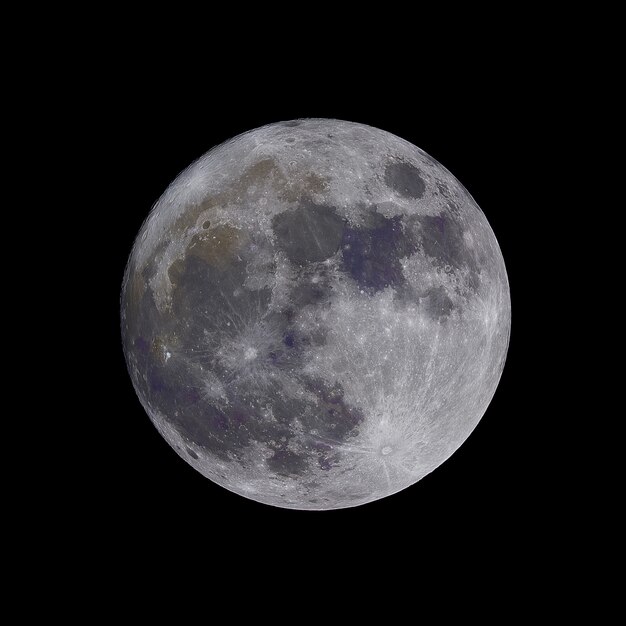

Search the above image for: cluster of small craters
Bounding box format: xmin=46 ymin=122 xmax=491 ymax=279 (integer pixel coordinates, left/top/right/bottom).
xmin=121 ymin=119 xmax=511 ymax=510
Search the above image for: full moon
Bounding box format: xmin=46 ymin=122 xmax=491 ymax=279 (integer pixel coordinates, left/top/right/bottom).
xmin=121 ymin=119 xmax=510 ymax=510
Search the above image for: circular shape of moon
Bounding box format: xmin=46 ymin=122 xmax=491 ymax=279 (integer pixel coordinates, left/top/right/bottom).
xmin=121 ymin=119 xmax=511 ymax=510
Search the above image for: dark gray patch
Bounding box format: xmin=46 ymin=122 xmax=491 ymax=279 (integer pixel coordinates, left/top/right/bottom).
xmin=341 ymin=212 xmax=418 ymax=294
xmin=287 ymin=320 xmax=329 ymax=350
xmin=133 ymin=336 xmax=150 ymax=355
xmin=301 ymin=378 xmax=364 ymax=444
xmin=123 ymin=287 xmax=165 ymax=374
xmin=125 ymin=209 xmax=362 ymax=473
xmin=186 ymin=447 xmax=199 ymax=459
xmin=166 ymin=377 xmax=300 ymax=464
xmin=268 ymin=393 xmax=309 ymax=426
xmin=267 ymin=449 xmax=307 ymax=476
xmin=285 ymin=137 xmax=296 ymax=143
xmin=283 ymin=121 xmax=301 ymax=127
xmin=414 ymin=213 xmax=479 ymax=290
xmin=289 ymin=264 xmax=333 ymax=308
xmin=167 ymin=403 xmax=241 ymax=461
xmin=172 ymin=396 xmax=286 ymax=463
xmin=202 ymin=220 xmax=211 ymax=229
xmin=277 ymin=312 xmax=324 ymax=353
xmin=421 ymin=286 xmax=454 ymax=321
xmin=170 ymin=251 xmax=271 ymax=357
xmin=122 ymin=289 xmax=153 ymax=380
xmin=384 ymin=161 xmax=426 ymax=199
xmin=291 ymin=281 xmax=328 ymax=307
xmin=272 ymin=201 xmax=346 ymax=265
xmin=133 ymin=246 xmax=274 ymax=461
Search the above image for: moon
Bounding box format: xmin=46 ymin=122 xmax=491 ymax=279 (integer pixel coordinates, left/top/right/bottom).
xmin=121 ymin=119 xmax=511 ymax=510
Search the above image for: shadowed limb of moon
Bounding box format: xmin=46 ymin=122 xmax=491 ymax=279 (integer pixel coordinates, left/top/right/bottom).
xmin=121 ymin=118 xmax=510 ymax=510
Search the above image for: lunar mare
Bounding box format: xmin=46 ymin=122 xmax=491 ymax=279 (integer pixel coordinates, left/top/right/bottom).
xmin=121 ymin=119 xmax=510 ymax=510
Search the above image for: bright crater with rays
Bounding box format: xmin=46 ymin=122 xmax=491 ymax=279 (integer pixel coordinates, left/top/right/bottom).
xmin=121 ymin=119 xmax=510 ymax=510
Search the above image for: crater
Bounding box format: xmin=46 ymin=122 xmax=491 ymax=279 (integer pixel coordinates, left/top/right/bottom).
xmin=244 ymin=347 xmax=258 ymax=361
xmin=169 ymin=158 xmax=282 ymax=238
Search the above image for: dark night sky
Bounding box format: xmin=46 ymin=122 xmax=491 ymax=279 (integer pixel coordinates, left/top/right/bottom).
xmin=12 ymin=5 xmax=595 ymax=607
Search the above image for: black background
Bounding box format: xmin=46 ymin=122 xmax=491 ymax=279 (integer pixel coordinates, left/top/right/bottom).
xmin=10 ymin=6 xmax=596 ymax=606
xmin=85 ymin=54 xmax=557 ymax=573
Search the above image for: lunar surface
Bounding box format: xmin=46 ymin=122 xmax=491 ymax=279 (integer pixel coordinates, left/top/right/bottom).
xmin=121 ymin=119 xmax=510 ymax=510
